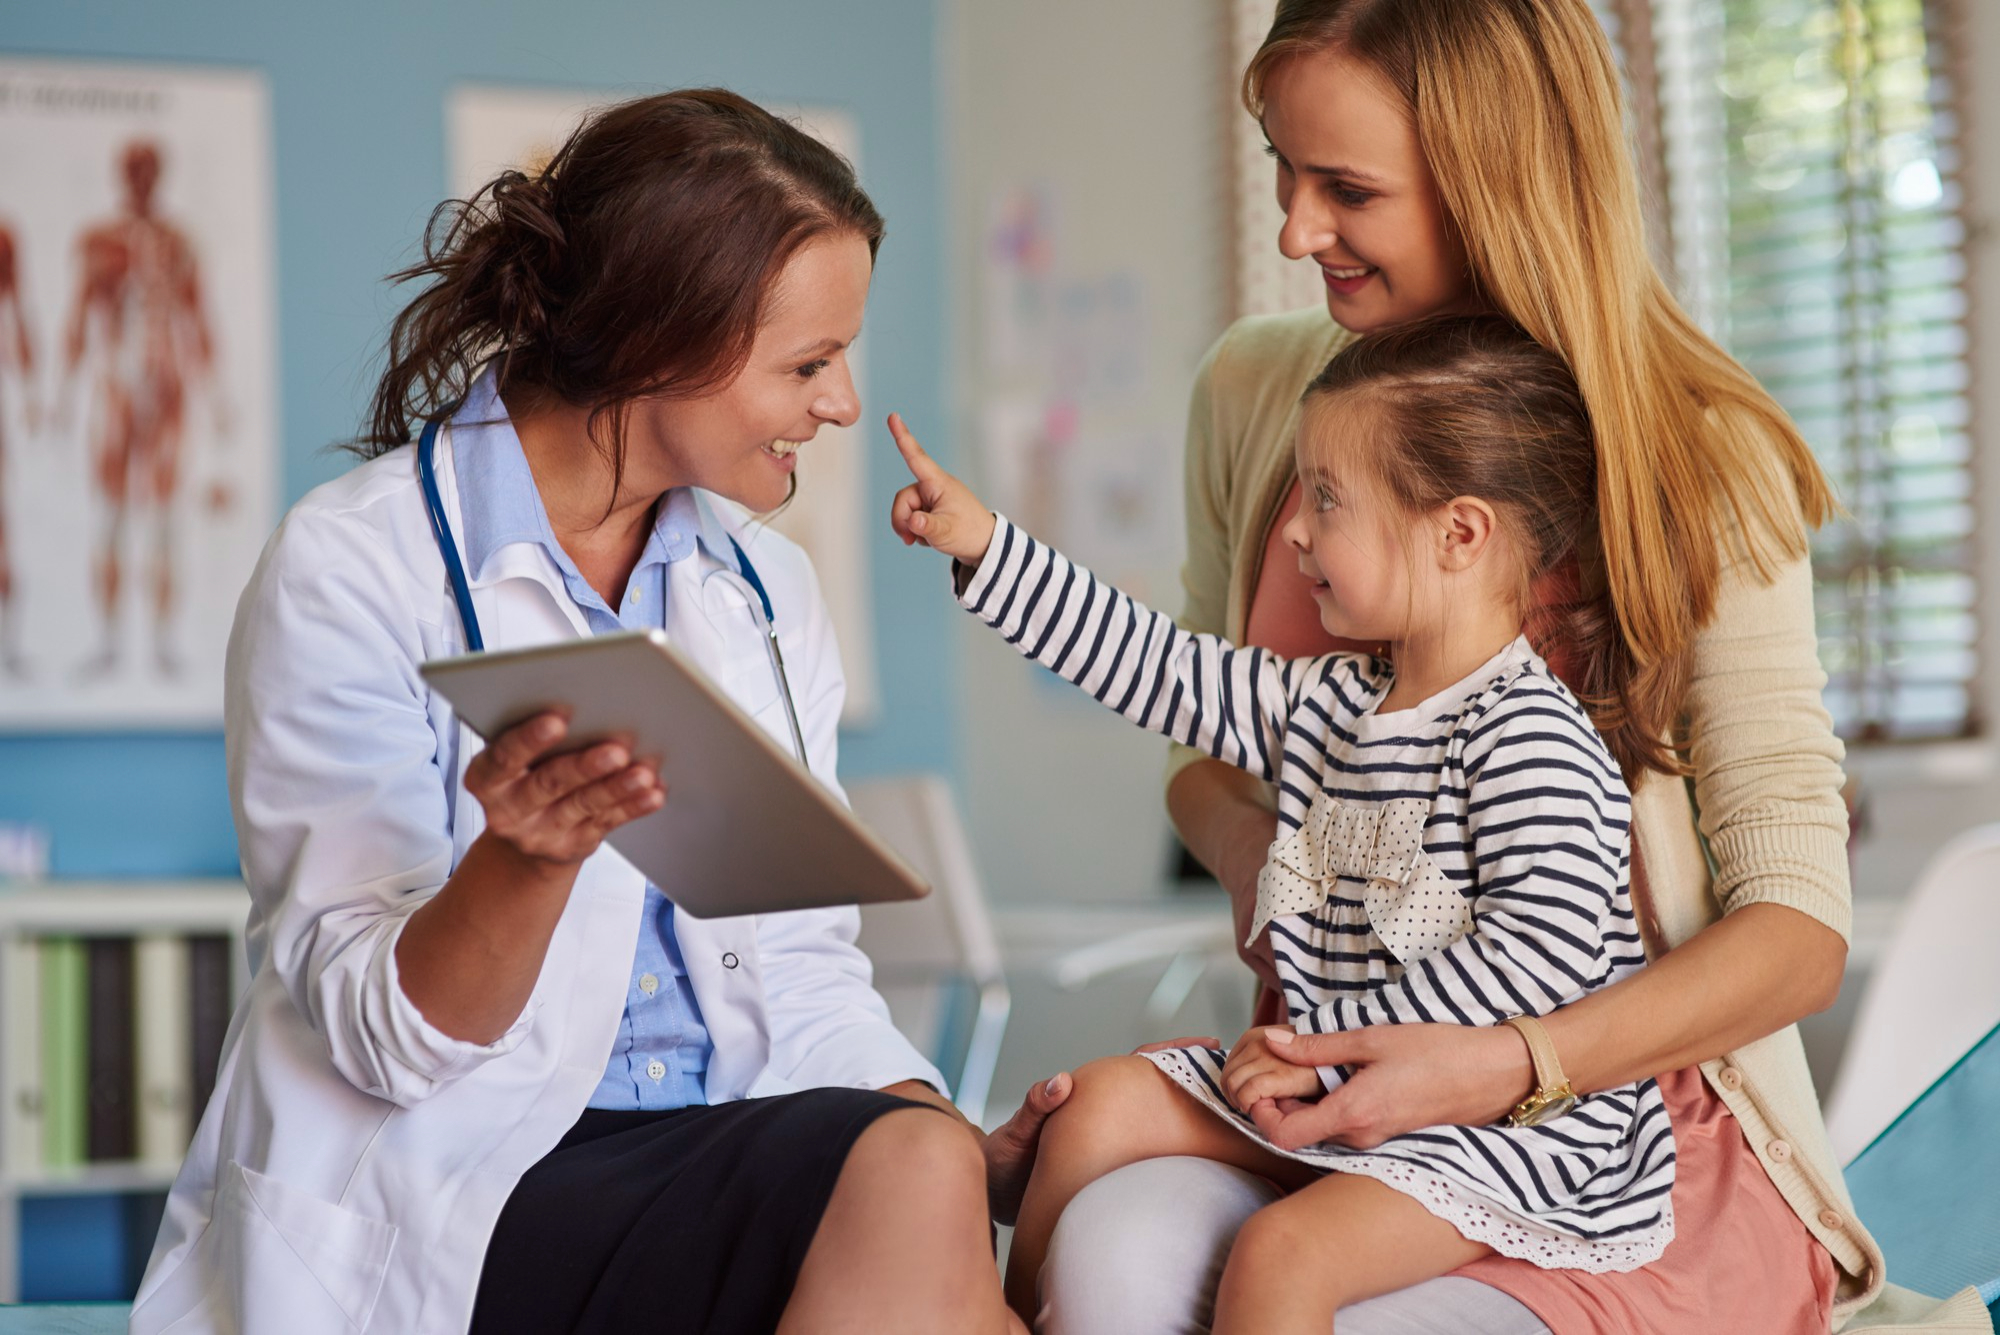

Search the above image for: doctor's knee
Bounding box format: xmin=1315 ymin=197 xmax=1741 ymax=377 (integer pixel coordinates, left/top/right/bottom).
xmin=843 ymin=1104 xmax=986 ymax=1216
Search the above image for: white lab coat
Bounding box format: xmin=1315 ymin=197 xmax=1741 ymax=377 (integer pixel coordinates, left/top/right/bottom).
xmin=130 ymin=427 xmax=943 ymax=1335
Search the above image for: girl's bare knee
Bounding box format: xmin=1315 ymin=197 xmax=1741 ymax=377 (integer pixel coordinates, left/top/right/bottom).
xmin=1049 ymin=1056 xmax=1176 ymax=1142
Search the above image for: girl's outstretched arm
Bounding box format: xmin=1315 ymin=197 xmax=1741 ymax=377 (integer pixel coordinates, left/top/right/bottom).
xmin=889 ymin=413 xmax=1317 ymax=784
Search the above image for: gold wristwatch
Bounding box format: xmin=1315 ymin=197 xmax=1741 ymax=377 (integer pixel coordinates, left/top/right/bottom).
xmin=1502 ymin=1015 xmax=1577 ymax=1126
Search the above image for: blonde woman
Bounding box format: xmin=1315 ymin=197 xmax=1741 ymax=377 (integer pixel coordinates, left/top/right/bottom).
xmin=1028 ymin=2 xmax=1990 ymax=1331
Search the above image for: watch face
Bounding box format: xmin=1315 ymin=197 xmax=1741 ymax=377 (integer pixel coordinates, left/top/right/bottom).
xmin=1524 ymin=1092 xmax=1578 ymax=1125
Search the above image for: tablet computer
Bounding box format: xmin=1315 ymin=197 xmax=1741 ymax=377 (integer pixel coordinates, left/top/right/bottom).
xmin=420 ymin=630 xmax=930 ymax=918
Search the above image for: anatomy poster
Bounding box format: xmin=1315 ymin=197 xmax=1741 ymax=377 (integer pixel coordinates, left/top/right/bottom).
xmin=0 ymin=58 xmax=276 ymax=727
xmin=446 ymin=86 xmax=881 ymax=727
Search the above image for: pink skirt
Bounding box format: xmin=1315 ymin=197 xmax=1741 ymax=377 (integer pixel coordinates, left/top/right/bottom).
xmin=1456 ymin=1066 xmax=1837 ymax=1334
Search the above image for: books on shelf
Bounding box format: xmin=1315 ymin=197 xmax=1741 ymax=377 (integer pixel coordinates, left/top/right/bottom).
xmin=2 ymin=931 xmax=235 ymax=1179
xmin=1 ymin=935 xmax=40 ymax=1169
xmin=187 ymin=935 xmax=230 ymax=1121
xmin=40 ymin=936 xmax=85 ymax=1170
xmin=135 ymin=933 xmax=192 ymax=1167
xmin=85 ymin=937 xmax=136 ymax=1162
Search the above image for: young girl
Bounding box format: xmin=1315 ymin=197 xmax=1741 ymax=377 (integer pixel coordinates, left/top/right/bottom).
xmin=890 ymin=315 xmax=1674 ymax=1331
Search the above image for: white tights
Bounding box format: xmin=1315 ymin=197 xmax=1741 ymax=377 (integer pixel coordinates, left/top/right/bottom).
xmin=1035 ymin=1156 xmax=1553 ymax=1335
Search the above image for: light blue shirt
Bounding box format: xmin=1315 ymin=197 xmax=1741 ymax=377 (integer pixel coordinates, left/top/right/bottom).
xmin=451 ymin=373 xmax=714 ymax=1110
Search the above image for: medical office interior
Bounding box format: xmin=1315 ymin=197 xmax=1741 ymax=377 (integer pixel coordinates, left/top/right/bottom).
xmin=0 ymin=0 xmax=1996 ymax=1309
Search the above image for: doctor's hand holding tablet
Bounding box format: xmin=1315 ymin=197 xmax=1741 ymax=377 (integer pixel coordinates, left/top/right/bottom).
xmin=418 ymin=623 xmax=935 ymax=922
xmin=464 ymin=713 xmax=664 ymax=870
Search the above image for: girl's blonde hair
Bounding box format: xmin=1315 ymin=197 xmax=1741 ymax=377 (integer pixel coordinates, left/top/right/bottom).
xmin=1248 ymin=0 xmax=1837 ymax=773
xmin=1306 ymin=315 xmax=1657 ymax=780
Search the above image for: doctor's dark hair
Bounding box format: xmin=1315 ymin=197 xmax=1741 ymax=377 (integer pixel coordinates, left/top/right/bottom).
xmin=354 ymin=88 xmax=883 ymax=473
xmin=1302 ymin=315 xmax=1669 ymax=785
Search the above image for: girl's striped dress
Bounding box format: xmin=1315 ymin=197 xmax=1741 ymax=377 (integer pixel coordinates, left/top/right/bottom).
xmin=959 ymin=518 xmax=1675 ymax=1272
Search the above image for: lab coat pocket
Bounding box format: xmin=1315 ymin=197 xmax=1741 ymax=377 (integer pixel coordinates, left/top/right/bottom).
xmin=212 ymin=1160 xmax=400 ymax=1333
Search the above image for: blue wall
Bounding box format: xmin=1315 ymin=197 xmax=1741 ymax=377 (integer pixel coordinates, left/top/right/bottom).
xmin=0 ymin=0 xmax=960 ymax=880
xmin=1 ymin=0 xmax=957 ymax=1297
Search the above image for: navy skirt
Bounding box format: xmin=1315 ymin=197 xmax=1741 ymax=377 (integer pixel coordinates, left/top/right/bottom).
xmin=469 ymin=1087 xmax=933 ymax=1335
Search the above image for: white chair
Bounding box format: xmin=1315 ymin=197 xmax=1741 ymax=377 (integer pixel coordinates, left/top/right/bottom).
xmin=848 ymin=775 xmax=1010 ymax=1127
xmin=1045 ymin=915 xmax=1249 ymax=1043
xmin=1822 ymin=822 xmax=2000 ymax=1163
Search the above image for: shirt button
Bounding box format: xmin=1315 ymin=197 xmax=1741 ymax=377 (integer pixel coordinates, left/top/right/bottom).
xmin=722 ymin=952 xmax=740 ymax=970
xmin=638 ymin=973 xmax=659 ymax=996
xmin=1818 ymin=1208 xmax=1843 ymax=1230
xmin=1768 ymin=1139 xmax=1793 ymax=1162
xmin=646 ymin=1059 xmax=666 ymax=1081
xmin=628 ymin=585 xmax=643 ymax=603
xmin=1717 ymin=1066 xmax=1743 ymax=1091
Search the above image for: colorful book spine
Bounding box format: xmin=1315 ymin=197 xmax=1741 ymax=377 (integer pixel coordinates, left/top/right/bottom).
xmin=2 ymin=933 xmax=43 ymax=1174
xmin=84 ymin=936 xmax=137 ymax=1162
xmin=38 ymin=936 xmax=87 ymax=1170
xmin=187 ymin=935 xmax=232 ymax=1120
xmin=134 ymin=934 xmax=193 ymax=1167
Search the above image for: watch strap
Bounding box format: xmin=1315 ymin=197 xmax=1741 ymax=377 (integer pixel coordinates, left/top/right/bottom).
xmin=1502 ymin=1014 xmax=1567 ymax=1095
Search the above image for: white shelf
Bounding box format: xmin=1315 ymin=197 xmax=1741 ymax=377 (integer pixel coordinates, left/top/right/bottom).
xmin=5 ymin=1161 xmax=182 ymax=1197
xmin=0 ymin=879 xmax=247 ymax=1302
xmin=0 ymin=879 xmax=248 ymax=934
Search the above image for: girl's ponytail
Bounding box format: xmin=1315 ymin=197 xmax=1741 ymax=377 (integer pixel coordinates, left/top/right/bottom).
xmin=1539 ymin=575 xmax=1684 ymax=787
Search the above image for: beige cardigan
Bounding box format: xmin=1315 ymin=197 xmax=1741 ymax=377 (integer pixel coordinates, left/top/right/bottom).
xmin=1164 ymin=306 xmax=1989 ymax=1332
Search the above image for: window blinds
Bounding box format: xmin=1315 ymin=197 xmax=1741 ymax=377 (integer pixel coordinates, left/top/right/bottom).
xmin=1651 ymin=0 xmax=1979 ymax=742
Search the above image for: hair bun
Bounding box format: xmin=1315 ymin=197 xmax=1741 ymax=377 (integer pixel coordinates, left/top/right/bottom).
xmin=484 ymin=168 xmax=565 ymax=347
xmin=489 ymin=169 xmax=561 ymax=246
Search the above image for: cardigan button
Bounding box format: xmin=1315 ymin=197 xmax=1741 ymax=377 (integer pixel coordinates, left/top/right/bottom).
xmin=1818 ymin=1208 xmax=1843 ymax=1230
xmin=1768 ymin=1139 xmax=1793 ymax=1162
xmin=1717 ymin=1066 xmax=1743 ymax=1091
xmin=722 ymin=952 xmax=740 ymax=970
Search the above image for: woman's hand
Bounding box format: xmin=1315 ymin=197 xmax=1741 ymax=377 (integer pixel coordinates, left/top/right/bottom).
xmin=466 ymin=711 xmax=665 ymax=869
xmin=397 ymin=712 xmax=667 ymax=1044
xmin=1249 ymin=1023 xmax=1532 ymax=1152
xmin=1165 ymin=761 xmax=1281 ymax=989
xmin=886 ymin=412 xmax=998 ymax=564
xmin=1221 ymin=1026 xmax=1324 ymax=1114
xmin=982 ymin=1073 xmax=1073 ymax=1225
xmin=1216 ymin=831 xmax=1278 ymax=989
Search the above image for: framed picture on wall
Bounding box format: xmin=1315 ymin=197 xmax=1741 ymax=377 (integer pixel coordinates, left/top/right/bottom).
xmin=0 ymin=56 xmax=278 ymax=728
xmin=442 ymin=84 xmax=883 ymax=729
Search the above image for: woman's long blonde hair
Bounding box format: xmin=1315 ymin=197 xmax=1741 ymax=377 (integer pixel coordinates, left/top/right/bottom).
xmin=1248 ymin=0 xmax=1837 ymax=775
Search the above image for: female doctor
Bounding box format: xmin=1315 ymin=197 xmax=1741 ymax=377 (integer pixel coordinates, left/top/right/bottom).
xmin=131 ymin=89 xmax=1054 ymax=1335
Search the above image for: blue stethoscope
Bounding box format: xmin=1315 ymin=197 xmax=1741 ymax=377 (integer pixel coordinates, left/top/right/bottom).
xmin=417 ymin=417 xmax=811 ymax=768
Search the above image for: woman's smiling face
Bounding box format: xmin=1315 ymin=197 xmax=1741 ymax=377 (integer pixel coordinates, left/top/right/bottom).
xmin=1261 ymin=51 xmax=1477 ymax=333
xmin=627 ymin=231 xmax=872 ymax=513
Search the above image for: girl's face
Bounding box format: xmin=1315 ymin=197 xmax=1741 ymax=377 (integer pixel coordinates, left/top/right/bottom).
xmin=629 ymin=232 xmax=871 ymax=512
xmin=1262 ymin=51 xmax=1477 ymax=333
xmin=1279 ymin=408 xmax=1431 ymax=642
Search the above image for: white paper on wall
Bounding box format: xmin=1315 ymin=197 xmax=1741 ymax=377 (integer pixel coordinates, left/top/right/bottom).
xmin=0 ymin=57 xmax=278 ymax=728
xmin=444 ymin=86 xmax=881 ymax=727
xmin=975 ymin=184 xmax=1176 ymax=599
